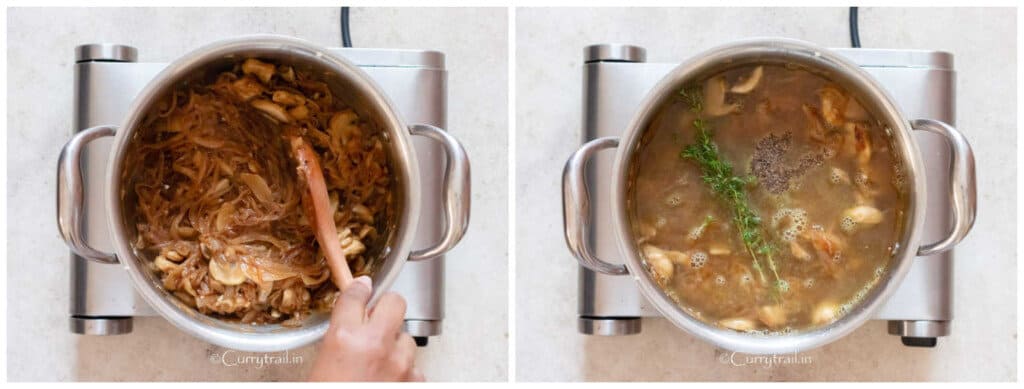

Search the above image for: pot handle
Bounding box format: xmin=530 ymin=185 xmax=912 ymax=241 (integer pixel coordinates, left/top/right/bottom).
xmin=407 ymin=124 xmax=471 ymax=261
xmin=912 ymin=119 xmax=977 ymax=256
xmin=57 ymin=125 xmax=119 ymax=264
xmin=562 ymin=137 xmax=628 ymax=275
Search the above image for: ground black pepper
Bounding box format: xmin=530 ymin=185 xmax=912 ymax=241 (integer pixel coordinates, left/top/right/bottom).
xmin=750 ymin=132 xmax=824 ymax=194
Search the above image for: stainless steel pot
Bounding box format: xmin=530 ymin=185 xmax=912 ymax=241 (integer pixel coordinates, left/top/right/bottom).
xmin=57 ymin=35 xmax=471 ymax=352
xmin=563 ymin=38 xmax=976 ymax=354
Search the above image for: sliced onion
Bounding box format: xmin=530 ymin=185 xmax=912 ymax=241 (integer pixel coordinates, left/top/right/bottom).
xmin=192 ymin=136 xmax=225 ymax=149
xmin=215 ymin=202 xmax=235 ymax=232
xmin=240 ymin=173 xmax=274 ymax=203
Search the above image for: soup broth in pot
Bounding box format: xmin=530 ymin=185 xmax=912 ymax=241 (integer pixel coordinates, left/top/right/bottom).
xmin=628 ymin=63 xmax=908 ymax=334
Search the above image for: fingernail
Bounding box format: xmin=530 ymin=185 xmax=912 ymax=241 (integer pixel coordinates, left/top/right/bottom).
xmin=354 ymin=275 xmax=372 ymax=292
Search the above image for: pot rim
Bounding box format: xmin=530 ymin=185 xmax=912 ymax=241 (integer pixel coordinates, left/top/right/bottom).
xmin=609 ymin=37 xmax=928 ymax=354
xmin=104 ymin=34 xmax=422 ymax=352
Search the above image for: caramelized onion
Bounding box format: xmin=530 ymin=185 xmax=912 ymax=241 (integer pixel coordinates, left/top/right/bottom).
xmin=239 ymin=173 xmax=274 ymax=203
xmin=123 ymin=57 xmax=393 ymax=325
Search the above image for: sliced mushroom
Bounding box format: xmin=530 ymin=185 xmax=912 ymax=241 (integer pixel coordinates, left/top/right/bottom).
xmin=730 ymin=66 xmax=763 ymax=94
xmin=209 ymin=258 xmax=247 ymax=286
xmin=852 ymin=123 xmax=872 ymax=167
xmin=272 ymin=90 xmax=306 ymax=107
xmin=257 ymin=281 xmax=274 ymax=304
xmin=328 ymin=109 xmax=361 ymax=144
xmin=278 ymin=66 xmax=296 ymax=83
xmin=757 ymin=305 xmax=787 ymax=329
xmin=636 ymin=222 xmax=657 ymax=244
xmin=719 ymin=318 xmax=756 ymax=332
xmin=703 ymin=76 xmax=741 ymax=117
xmin=842 ymin=205 xmax=883 ymax=225
xmin=288 ymin=104 xmax=310 ymax=121
xmin=278 ymin=285 xmax=310 ymax=314
xmin=230 ymin=76 xmax=265 ymax=101
xmin=250 ymin=99 xmax=292 ymax=123
xmin=352 ymin=204 xmax=373 ymax=223
xmin=812 ymin=301 xmax=839 ymax=325
xmin=803 ymin=104 xmax=828 ymax=141
xmin=338 ymin=227 xmax=367 ymax=257
xmin=643 ymin=245 xmax=690 ymax=266
xmin=642 ymin=245 xmax=675 ymax=282
xmin=164 ymin=249 xmax=184 ymax=262
xmin=819 ymin=86 xmax=849 ymax=127
xmin=651 ymin=253 xmax=675 ymax=280
xmin=241 ymin=58 xmax=275 ymax=84
xmin=356 ymin=225 xmax=375 ymax=239
xmin=805 ymin=228 xmax=845 ymax=260
xmin=154 ymin=255 xmax=179 ymax=272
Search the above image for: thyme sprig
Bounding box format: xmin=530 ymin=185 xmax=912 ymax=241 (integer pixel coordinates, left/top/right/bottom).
xmin=678 ymin=88 xmax=784 ymax=293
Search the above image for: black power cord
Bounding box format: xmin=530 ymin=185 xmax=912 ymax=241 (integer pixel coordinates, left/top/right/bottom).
xmin=849 ymin=7 xmax=861 ymax=48
xmin=341 ymin=7 xmax=352 ymax=48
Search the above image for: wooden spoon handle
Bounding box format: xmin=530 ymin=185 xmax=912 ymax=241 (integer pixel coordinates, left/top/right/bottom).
xmin=289 ymin=136 xmax=353 ymax=289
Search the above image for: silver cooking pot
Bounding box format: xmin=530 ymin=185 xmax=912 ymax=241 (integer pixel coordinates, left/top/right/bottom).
xmin=57 ymin=35 xmax=470 ymax=352
xmin=562 ymin=38 xmax=976 ymax=354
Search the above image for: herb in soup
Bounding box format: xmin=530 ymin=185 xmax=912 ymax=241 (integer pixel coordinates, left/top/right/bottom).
xmin=629 ymin=64 xmax=905 ymax=333
xmin=678 ymin=88 xmax=784 ymax=294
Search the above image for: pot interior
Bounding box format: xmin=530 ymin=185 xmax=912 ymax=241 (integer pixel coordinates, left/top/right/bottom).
xmin=108 ymin=37 xmax=416 ymax=346
xmin=617 ymin=40 xmax=923 ymax=353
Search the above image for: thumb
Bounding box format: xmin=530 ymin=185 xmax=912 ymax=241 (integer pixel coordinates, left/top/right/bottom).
xmin=331 ymin=276 xmax=373 ymax=329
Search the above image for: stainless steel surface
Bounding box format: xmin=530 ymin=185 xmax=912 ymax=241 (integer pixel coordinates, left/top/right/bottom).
xmin=567 ymin=38 xmax=977 ymax=354
xmin=584 ymin=44 xmax=647 ymax=63
xmin=404 ymin=319 xmax=443 ymax=337
xmin=887 ymin=320 xmax=950 ymax=338
xmin=407 ymin=124 xmax=472 ymax=261
xmin=834 ymin=48 xmax=954 ymax=70
xmin=57 ymin=125 xmax=119 ymax=264
xmin=910 ymin=119 xmax=977 ymax=255
xmin=64 ymin=36 xmax=465 ymax=350
xmin=579 ymin=59 xmax=671 ymax=320
xmin=578 ymin=317 xmax=641 ymax=336
xmin=329 ymin=47 xmax=445 ymax=70
xmin=579 ymin=47 xmax=964 ymax=328
xmin=70 ymin=316 xmax=133 ymax=335
xmin=71 ymin=60 xmax=165 ymax=321
xmin=578 ymin=44 xmax=964 ymax=338
xmin=563 ymin=137 xmax=627 ymax=275
xmin=75 ymin=43 xmax=137 ymax=63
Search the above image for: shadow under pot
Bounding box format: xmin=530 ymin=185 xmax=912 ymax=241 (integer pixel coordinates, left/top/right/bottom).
xmin=563 ymin=38 xmax=975 ymax=354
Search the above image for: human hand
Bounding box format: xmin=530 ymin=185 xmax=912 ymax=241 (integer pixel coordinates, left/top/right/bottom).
xmin=309 ymin=276 xmax=423 ymax=382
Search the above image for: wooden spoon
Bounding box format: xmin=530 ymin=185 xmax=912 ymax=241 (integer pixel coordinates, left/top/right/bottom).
xmin=289 ymin=135 xmax=353 ymax=290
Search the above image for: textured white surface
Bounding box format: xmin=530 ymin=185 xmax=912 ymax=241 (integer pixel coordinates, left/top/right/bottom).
xmin=515 ymin=7 xmax=1016 ymax=381
xmin=6 ymin=7 xmax=507 ymax=381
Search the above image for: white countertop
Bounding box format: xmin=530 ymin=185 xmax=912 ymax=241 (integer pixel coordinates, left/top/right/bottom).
xmin=6 ymin=7 xmax=507 ymax=381
xmin=514 ymin=7 xmax=1016 ymax=381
